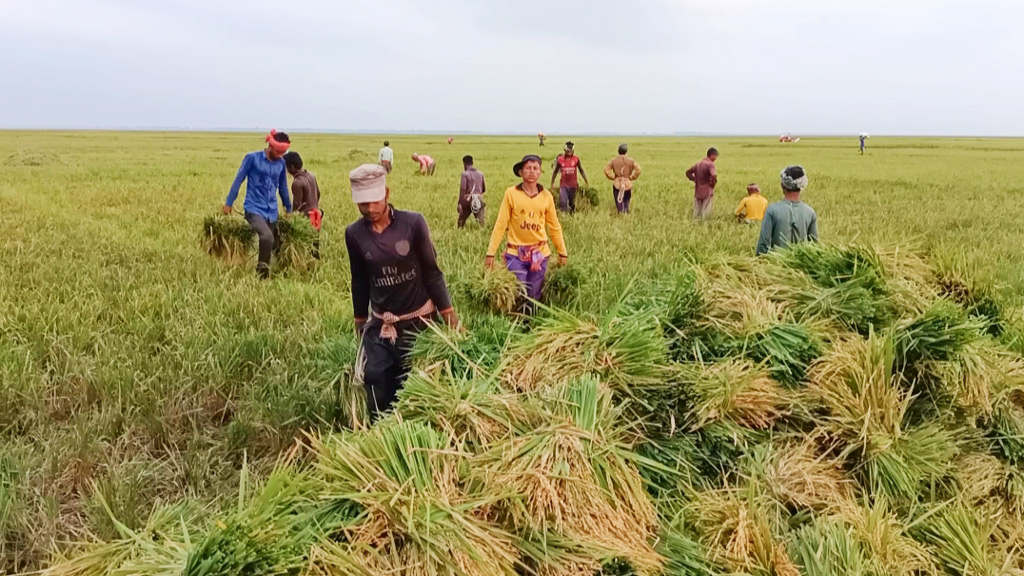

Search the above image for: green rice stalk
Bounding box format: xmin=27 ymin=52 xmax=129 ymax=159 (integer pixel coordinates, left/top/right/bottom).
xmin=462 ymin=266 xmax=526 ymax=316
xmin=894 ymin=300 xmax=986 ymax=369
xmin=543 ymin=262 xmax=588 ymax=310
xmin=743 ymin=322 xmax=824 ymax=387
xmin=408 ymin=315 xmax=517 ymax=378
xmin=933 ymin=252 xmax=1005 ymax=336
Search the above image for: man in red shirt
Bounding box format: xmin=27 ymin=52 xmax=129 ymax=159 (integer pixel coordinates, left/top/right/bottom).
xmin=549 ymin=141 xmax=590 ymax=213
xmin=686 ymin=147 xmax=719 ymax=220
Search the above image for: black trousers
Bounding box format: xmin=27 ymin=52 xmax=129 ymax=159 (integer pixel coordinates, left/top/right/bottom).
xmin=361 ymin=318 xmax=428 ymax=423
xmin=245 ymin=213 xmax=279 ymax=275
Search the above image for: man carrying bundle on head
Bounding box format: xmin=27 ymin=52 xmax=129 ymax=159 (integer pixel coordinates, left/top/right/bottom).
xmin=550 ymin=141 xmax=590 ymax=214
xmin=756 ymin=165 xmax=818 ymax=255
xmin=223 ymin=130 xmax=292 ymax=280
xmin=486 ymin=154 xmax=568 ymax=310
xmin=411 ymin=153 xmax=436 ymax=175
xmin=603 ymin=143 xmax=641 ymax=214
xmin=458 ymin=155 xmax=486 ymax=228
xmin=345 ymin=164 xmax=460 ymax=423
xmin=284 ymin=151 xmax=323 ymax=258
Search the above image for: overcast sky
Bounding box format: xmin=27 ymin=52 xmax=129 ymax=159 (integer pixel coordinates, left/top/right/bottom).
xmin=1 ymin=0 xmax=1021 ymax=135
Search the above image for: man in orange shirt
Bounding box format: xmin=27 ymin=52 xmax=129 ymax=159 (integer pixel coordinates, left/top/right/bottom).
xmin=486 ymin=154 xmax=568 ymax=305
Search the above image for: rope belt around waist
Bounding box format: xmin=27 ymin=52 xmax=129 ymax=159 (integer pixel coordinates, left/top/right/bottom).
xmin=372 ymin=300 xmax=436 ymax=343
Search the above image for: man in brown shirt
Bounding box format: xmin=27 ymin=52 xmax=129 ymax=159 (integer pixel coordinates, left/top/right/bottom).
xmin=686 ymin=147 xmax=718 ymax=219
xmin=458 ymin=155 xmax=486 ymax=227
xmin=603 ymin=143 xmax=641 ymax=214
xmin=285 ymin=151 xmax=323 ymax=257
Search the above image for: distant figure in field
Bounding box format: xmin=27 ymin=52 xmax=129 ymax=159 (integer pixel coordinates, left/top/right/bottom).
xmin=603 ymin=143 xmax=642 ymax=214
xmin=686 ymin=147 xmax=719 ymax=220
xmin=486 ymin=154 xmax=568 ymax=308
xmin=550 ymin=141 xmax=590 ymax=213
xmin=756 ymin=165 xmax=818 ymax=255
xmin=734 ymin=183 xmax=768 ymax=224
xmin=223 ymin=130 xmax=292 ymax=280
xmin=448 ymin=137 xmax=454 ymax=145
xmin=458 ymin=155 xmax=486 ymax=228
xmin=538 ymin=133 xmax=546 ymax=147
xmin=411 ymin=153 xmax=436 ymax=175
xmin=378 ymin=141 xmax=394 ymax=173
xmin=345 ymin=164 xmax=460 ymax=423
xmin=859 ymin=133 xmax=869 ymax=155
xmin=284 ymin=151 xmax=322 ymax=258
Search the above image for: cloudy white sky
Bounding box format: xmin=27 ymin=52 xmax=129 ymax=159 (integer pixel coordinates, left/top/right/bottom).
xmin=1 ymin=0 xmax=1021 ymax=135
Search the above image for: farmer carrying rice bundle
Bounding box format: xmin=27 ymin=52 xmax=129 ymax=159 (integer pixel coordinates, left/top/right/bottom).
xmin=345 ymin=164 xmax=460 ymax=422
xmin=486 ymin=154 xmax=568 ymax=310
xmin=550 ymin=141 xmax=590 ymax=214
xmin=756 ymin=165 xmax=819 ymax=255
xmin=284 ymin=151 xmax=322 ymax=258
xmin=223 ymin=129 xmax=292 ymax=279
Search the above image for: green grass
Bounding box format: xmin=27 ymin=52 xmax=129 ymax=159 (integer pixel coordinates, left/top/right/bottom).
xmin=4 ymin=131 xmax=1024 ymax=571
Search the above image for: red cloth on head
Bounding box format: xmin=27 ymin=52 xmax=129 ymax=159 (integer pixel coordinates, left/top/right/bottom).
xmin=266 ymin=129 xmax=290 ymax=154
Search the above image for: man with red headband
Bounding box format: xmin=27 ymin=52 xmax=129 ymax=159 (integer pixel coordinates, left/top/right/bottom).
xmin=223 ymin=130 xmax=293 ymax=279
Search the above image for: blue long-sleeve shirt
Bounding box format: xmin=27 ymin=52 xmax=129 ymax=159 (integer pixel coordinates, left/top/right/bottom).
xmin=225 ymin=151 xmax=291 ymax=221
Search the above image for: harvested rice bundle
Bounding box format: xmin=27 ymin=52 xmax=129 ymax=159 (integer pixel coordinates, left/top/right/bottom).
xmin=309 ymin=421 xmax=520 ymax=576
xmin=894 ymin=300 xmax=986 ymax=369
xmin=834 ymin=499 xmax=936 ymax=576
xmin=462 ymin=266 xmax=527 ymax=315
xmin=953 ymin=453 xmax=1024 ymax=516
xmin=202 ymin=215 xmax=254 ymax=265
xmin=987 ymin=387 xmax=1024 ymax=468
xmin=474 ymin=378 xmax=663 ymax=575
xmin=933 ymin=252 xmax=1005 ymax=335
xmin=655 ymin=512 xmax=717 ymax=576
xmin=500 ymin=304 xmax=668 ymax=392
xmin=874 ymin=245 xmax=937 ymax=316
xmin=766 ymin=242 xmax=895 ymax=334
xmin=42 ymin=499 xmax=205 ymax=576
xmin=396 ymin=369 xmax=525 ymax=448
xmin=789 ymin=516 xmax=871 ymax=576
xmin=911 ymin=502 xmax=1005 ymax=576
xmin=274 ymin=216 xmax=318 ymax=272
xmin=690 ymin=485 xmax=799 ymax=576
xmin=543 ymin=262 xmax=588 ymax=309
xmin=743 ymin=437 xmax=853 ymax=512
xmin=184 ymin=461 xmax=321 ymax=576
xmin=408 ymin=315 xmax=517 ymax=378
xmin=808 ymin=333 xmax=960 ymax=500
xmin=683 ymin=359 xmax=789 ymax=431
xmin=926 ymin=342 xmax=1024 ymax=419
xmin=577 ymin=185 xmax=600 ymax=209
xmin=743 ymin=322 xmax=824 ymax=387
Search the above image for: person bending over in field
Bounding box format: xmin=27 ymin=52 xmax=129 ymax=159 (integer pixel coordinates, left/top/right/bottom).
xmin=346 ymin=164 xmax=460 ymax=423
xmin=550 ymin=141 xmax=590 ymax=214
xmin=411 ymin=153 xmax=436 ymax=175
xmin=603 ymin=143 xmax=641 ymax=214
xmin=756 ymin=165 xmax=818 ymax=255
xmin=378 ymin=140 xmax=394 ymax=173
xmin=223 ymin=130 xmax=292 ymax=280
xmin=486 ymin=154 xmax=568 ymax=311
xmin=686 ymin=147 xmax=719 ymax=220
xmin=734 ymin=183 xmax=768 ymax=224
xmin=284 ymin=151 xmax=322 ymax=258
xmin=458 ymin=155 xmax=486 ymax=228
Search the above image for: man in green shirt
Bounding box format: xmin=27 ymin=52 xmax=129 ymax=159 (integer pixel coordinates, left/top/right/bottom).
xmin=756 ymin=165 xmax=818 ymax=255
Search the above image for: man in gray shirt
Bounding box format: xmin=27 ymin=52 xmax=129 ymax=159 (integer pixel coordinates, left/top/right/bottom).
xmin=756 ymin=165 xmax=818 ymax=255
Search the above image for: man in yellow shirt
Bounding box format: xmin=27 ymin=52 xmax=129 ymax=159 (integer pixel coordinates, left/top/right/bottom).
xmin=486 ymin=154 xmax=568 ymax=305
xmin=735 ymin=183 xmax=768 ymax=223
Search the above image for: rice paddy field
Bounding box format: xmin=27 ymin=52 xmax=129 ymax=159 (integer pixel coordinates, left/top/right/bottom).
xmin=4 ymin=131 xmax=1024 ymax=575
